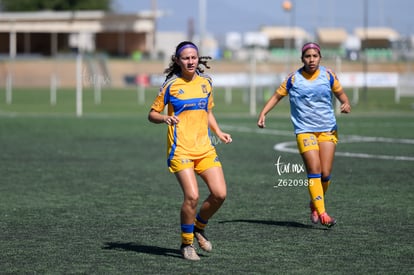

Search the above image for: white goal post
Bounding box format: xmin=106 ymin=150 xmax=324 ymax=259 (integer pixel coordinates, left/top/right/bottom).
xmin=395 ymin=73 xmax=414 ymax=103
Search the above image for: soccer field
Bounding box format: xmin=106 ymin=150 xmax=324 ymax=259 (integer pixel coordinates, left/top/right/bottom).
xmin=0 ymin=88 xmax=413 ymax=274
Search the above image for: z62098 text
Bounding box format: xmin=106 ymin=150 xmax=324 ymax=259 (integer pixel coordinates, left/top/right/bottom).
xmin=274 ymin=179 xmax=311 ymax=188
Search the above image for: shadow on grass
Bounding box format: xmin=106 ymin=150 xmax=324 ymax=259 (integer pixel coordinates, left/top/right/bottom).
xmin=219 ymin=219 xmax=327 ymax=230
xmin=102 ymin=242 xmax=182 ymax=258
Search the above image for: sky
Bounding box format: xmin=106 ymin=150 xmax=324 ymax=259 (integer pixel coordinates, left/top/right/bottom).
xmin=113 ymin=0 xmax=413 ymax=38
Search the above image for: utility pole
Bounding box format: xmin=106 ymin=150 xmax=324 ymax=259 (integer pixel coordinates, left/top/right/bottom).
xmin=362 ymin=0 xmax=368 ymax=103
xmin=199 ymin=0 xmax=206 ymax=55
xmin=151 ymin=0 xmax=157 ymax=58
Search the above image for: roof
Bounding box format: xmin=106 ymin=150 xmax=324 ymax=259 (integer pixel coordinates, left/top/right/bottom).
xmin=316 ymin=28 xmax=348 ymax=44
xmin=0 ymin=11 xmax=155 ymax=33
xmin=354 ymin=27 xmax=400 ymax=40
xmin=260 ymin=26 xmax=310 ymax=40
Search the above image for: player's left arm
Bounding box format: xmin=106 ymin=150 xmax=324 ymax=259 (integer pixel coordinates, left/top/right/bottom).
xmin=208 ymin=110 xmax=232 ymax=144
xmin=334 ymin=90 xmax=351 ymax=113
xmin=329 ymin=70 xmax=351 ymax=114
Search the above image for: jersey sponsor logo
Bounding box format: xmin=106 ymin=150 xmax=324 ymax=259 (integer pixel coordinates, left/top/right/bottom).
xmin=198 ymin=99 xmax=207 ymax=109
xmin=183 ymin=103 xmax=196 ymax=108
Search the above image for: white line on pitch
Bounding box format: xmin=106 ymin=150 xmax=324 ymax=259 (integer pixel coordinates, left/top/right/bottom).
xmin=221 ymin=125 xmax=414 ymax=161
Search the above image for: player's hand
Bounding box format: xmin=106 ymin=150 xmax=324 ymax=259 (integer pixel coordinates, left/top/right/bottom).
xmin=257 ymin=116 xmax=266 ymax=128
xmin=164 ymin=115 xmax=180 ymax=125
xmin=220 ymin=133 xmax=233 ymax=144
xmin=340 ymin=103 xmax=351 ymax=113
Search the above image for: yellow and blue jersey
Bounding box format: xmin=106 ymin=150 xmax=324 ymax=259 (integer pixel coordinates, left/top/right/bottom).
xmin=151 ymin=73 xmax=216 ymax=164
xmin=276 ymin=66 xmax=343 ymax=134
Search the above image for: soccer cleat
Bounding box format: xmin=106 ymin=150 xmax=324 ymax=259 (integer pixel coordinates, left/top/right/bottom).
xmin=180 ymin=244 xmax=200 ymax=261
xmin=194 ymin=228 xmax=212 ymax=252
xmin=319 ymin=212 xmax=337 ymax=228
xmin=309 ymin=202 xmax=319 ymax=224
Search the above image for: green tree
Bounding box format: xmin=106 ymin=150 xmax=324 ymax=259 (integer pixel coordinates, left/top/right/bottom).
xmin=1 ymin=0 xmax=113 ymax=11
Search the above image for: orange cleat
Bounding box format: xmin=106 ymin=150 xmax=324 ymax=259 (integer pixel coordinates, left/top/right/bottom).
xmin=319 ymin=212 xmax=337 ymax=228
xmin=309 ymin=202 xmax=319 ymax=224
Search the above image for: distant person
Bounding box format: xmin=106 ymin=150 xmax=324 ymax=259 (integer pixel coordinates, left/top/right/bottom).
xmin=257 ymin=42 xmax=351 ymax=227
xmin=148 ymin=41 xmax=232 ymax=260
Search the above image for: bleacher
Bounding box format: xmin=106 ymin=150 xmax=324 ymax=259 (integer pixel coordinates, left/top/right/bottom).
xmin=364 ymin=48 xmax=394 ymax=61
xmin=269 ymin=48 xmax=298 ymax=62
xmin=270 ymin=47 xmax=346 ymax=61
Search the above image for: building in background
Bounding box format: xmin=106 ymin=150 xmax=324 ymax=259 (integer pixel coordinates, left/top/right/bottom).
xmin=0 ymin=10 xmax=409 ymax=63
xmin=315 ymin=28 xmax=348 ymax=59
xmin=0 ymin=11 xmax=156 ymax=57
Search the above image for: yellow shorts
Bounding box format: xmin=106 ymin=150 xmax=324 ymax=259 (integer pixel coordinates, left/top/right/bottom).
xmin=168 ymin=153 xmax=222 ymax=174
xmin=296 ymin=131 xmax=338 ymax=154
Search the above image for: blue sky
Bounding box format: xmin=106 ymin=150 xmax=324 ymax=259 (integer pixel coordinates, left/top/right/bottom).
xmin=113 ymin=0 xmax=413 ymax=37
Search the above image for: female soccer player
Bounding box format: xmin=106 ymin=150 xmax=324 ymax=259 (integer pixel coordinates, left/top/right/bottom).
xmin=257 ymin=42 xmax=351 ymax=228
xmin=148 ymin=41 xmax=232 ymax=260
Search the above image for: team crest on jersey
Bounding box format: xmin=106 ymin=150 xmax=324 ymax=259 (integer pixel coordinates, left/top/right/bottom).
xmin=178 ymin=89 xmax=185 ymax=94
xmin=201 ymin=84 xmax=208 ymax=94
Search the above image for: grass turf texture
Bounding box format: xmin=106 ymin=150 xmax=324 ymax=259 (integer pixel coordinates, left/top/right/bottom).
xmin=0 ymin=88 xmax=413 ymax=274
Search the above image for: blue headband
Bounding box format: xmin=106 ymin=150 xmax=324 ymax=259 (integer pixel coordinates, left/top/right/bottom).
xmin=176 ymin=44 xmax=198 ymax=56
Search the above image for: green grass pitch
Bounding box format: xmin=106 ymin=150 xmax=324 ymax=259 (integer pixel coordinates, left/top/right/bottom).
xmin=0 ymin=87 xmax=413 ymax=274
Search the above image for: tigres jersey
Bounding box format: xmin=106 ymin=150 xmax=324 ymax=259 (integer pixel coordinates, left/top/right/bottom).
xmin=151 ymin=73 xmax=216 ymax=162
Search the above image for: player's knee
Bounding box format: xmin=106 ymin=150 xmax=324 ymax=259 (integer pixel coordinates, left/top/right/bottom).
xmin=184 ymin=194 xmax=199 ymax=208
xmin=211 ymin=190 xmax=226 ymax=203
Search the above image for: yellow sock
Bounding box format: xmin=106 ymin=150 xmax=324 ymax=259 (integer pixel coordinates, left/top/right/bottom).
xmin=322 ymin=175 xmax=331 ymax=194
xmin=194 ymin=213 xmax=208 ymax=231
xmin=181 ymin=232 xmax=194 ymax=245
xmin=181 ymin=224 xmax=194 ymax=245
xmin=308 ymin=175 xmax=325 ymax=215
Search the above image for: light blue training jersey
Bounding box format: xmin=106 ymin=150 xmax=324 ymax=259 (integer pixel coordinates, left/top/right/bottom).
xmin=288 ymin=66 xmax=337 ymax=134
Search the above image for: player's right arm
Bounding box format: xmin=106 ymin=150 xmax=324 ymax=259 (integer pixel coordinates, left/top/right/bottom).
xmin=257 ymin=92 xmax=284 ymax=128
xmin=148 ymin=109 xmax=180 ymax=125
xmin=148 ymin=81 xmax=180 ymax=125
xmin=257 ymin=76 xmax=289 ymax=129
